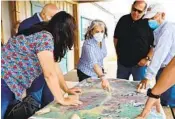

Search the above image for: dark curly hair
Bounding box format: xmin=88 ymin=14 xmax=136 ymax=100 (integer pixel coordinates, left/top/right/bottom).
xmin=17 ymin=11 xmax=76 ymax=62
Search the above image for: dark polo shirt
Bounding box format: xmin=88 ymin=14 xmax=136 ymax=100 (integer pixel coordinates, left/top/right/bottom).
xmin=114 ymin=14 xmax=154 ymax=67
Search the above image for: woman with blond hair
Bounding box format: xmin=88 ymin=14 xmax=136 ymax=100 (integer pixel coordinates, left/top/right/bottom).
xmin=77 ymin=20 xmax=110 ymax=90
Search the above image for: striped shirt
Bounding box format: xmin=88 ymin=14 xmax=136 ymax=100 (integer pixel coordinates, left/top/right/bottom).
xmin=145 ymin=21 xmax=175 ymax=80
xmin=77 ymin=38 xmax=107 ymax=78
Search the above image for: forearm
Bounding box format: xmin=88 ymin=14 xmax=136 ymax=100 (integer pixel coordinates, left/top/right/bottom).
xmin=152 ymin=57 xmax=175 ymax=95
xmin=147 ymin=47 xmax=154 ymax=59
xmin=37 ymin=51 xmax=66 ymax=104
xmin=114 ymin=38 xmax=118 ymax=57
xmin=93 ymin=64 xmax=104 ymax=81
xmin=44 ymin=73 xmax=64 ymax=103
xmin=145 ymin=47 xmax=170 ymax=80
xmin=55 ymin=63 xmax=69 ymax=93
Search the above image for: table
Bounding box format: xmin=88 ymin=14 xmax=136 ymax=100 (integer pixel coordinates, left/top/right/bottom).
xmin=163 ymin=106 xmax=174 ymax=119
xmin=30 ymin=79 xmax=166 ymax=119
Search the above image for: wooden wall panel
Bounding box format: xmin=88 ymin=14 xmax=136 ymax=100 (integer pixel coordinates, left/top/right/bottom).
xmin=14 ymin=1 xmax=31 ymax=22
xmin=25 ymin=1 xmax=32 ymax=18
xmin=59 ymin=2 xmax=64 ymax=11
xmin=1 ymin=20 xmax=4 ymax=45
xmin=73 ymin=4 xmax=80 ymax=67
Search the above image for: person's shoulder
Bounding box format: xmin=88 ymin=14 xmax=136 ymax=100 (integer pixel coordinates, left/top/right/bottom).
xmin=137 ymin=19 xmax=149 ymax=28
xmin=139 ymin=18 xmax=148 ymax=23
xmin=137 ymin=18 xmax=148 ymax=24
xmin=20 ymin=13 xmax=39 ymax=24
xmin=119 ymin=14 xmax=130 ymax=21
xmin=120 ymin=14 xmax=130 ymax=19
xmin=83 ymin=38 xmax=96 ymax=47
xmin=163 ymin=22 xmax=175 ymax=32
xmin=36 ymin=30 xmax=53 ymax=39
xmin=165 ymin=22 xmax=175 ymax=27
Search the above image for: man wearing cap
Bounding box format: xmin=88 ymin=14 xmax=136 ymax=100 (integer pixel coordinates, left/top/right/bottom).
xmin=138 ymin=3 xmax=175 ymax=107
xmin=113 ymin=0 xmax=154 ymax=81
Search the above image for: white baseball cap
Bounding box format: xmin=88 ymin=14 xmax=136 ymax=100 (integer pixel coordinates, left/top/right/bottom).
xmin=143 ymin=3 xmax=165 ymax=19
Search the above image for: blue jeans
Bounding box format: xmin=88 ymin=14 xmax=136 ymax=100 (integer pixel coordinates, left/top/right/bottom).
xmin=1 ymin=74 xmax=54 ymax=119
xmin=117 ymin=62 xmax=147 ymax=81
xmin=156 ymin=68 xmax=175 ymax=107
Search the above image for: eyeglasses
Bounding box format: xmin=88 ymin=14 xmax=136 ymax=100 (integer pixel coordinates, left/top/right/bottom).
xmin=132 ymin=7 xmax=144 ymax=14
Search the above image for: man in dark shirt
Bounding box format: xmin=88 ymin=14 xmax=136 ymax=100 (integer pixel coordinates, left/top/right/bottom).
xmin=114 ymin=0 xmax=154 ymax=81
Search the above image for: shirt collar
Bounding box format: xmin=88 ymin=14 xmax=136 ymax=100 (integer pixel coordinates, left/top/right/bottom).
xmin=37 ymin=13 xmax=43 ymax=22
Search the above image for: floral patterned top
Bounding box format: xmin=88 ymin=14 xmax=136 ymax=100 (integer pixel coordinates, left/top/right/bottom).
xmin=1 ymin=31 xmax=54 ymax=100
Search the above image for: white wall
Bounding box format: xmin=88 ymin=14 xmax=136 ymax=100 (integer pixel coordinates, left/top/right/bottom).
xmin=78 ymin=3 xmax=117 ymax=59
xmin=1 ymin=1 xmax=12 ymax=44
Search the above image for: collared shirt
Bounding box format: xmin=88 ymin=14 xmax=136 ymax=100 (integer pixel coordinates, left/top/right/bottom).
xmin=77 ymin=38 xmax=107 ymax=78
xmin=145 ymin=21 xmax=175 ymax=80
xmin=114 ymin=14 xmax=154 ymax=67
xmin=37 ymin=13 xmax=43 ymax=22
xmin=1 ymin=31 xmax=54 ymax=100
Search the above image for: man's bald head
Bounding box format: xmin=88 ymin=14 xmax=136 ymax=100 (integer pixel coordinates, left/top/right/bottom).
xmin=40 ymin=3 xmax=59 ymax=21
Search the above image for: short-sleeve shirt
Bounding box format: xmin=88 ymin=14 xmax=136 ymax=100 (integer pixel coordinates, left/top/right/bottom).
xmin=1 ymin=30 xmax=54 ymax=100
xmin=77 ymin=38 xmax=107 ymax=77
xmin=114 ymin=14 xmax=154 ymax=67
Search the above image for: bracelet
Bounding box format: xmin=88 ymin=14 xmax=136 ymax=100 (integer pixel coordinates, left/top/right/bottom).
xmin=98 ymin=74 xmax=105 ymax=78
xmin=147 ymin=88 xmax=160 ymax=99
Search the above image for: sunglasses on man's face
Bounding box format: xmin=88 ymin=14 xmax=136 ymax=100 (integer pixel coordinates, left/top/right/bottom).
xmin=132 ymin=7 xmax=144 ymax=14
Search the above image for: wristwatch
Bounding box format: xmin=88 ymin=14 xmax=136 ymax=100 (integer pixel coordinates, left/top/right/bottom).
xmin=145 ymin=56 xmax=151 ymax=61
xmin=147 ymin=88 xmax=160 ymax=99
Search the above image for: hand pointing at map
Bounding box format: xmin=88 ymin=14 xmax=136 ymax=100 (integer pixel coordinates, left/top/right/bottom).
xmin=137 ymin=97 xmax=161 ymax=119
xmin=101 ymin=77 xmax=111 ymax=92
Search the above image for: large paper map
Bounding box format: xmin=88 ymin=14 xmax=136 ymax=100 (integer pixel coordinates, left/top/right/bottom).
xmin=30 ymin=79 xmax=165 ymax=119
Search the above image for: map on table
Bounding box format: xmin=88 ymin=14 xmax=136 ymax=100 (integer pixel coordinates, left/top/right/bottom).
xmin=30 ymin=79 xmax=165 ymax=119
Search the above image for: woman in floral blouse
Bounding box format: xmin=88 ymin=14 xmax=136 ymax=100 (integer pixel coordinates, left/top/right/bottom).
xmin=1 ymin=11 xmax=82 ymax=119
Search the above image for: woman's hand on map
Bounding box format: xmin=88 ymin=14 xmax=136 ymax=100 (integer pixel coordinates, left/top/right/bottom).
xmin=137 ymin=97 xmax=161 ymax=118
xmin=67 ymin=87 xmax=82 ymax=95
xmin=101 ymin=79 xmax=111 ymax=92
xmin=57 ymin=95 xmax=83 ymax=106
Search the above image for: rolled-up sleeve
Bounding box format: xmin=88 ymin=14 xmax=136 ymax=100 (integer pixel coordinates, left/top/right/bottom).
xmin=145 ymin=29 xmax=173 ymax=80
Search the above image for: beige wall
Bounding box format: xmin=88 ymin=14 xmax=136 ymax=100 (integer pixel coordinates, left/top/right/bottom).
xmin=1 ymin=1 xmax=12 ymax=44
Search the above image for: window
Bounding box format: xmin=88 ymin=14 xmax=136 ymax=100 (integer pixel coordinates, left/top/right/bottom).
xmin=80 ymin=16 xmax=92 ymax=41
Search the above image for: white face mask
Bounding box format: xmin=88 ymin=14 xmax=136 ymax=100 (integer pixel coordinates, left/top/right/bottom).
xmin=93 ymin=33 xmax=104 ymax=42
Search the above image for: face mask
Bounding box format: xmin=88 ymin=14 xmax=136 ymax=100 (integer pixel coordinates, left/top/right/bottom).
xmin=148 ymin=20 xmax=160 ymax=30
xmin=93 ymin=33 xmax=104 ymax=42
